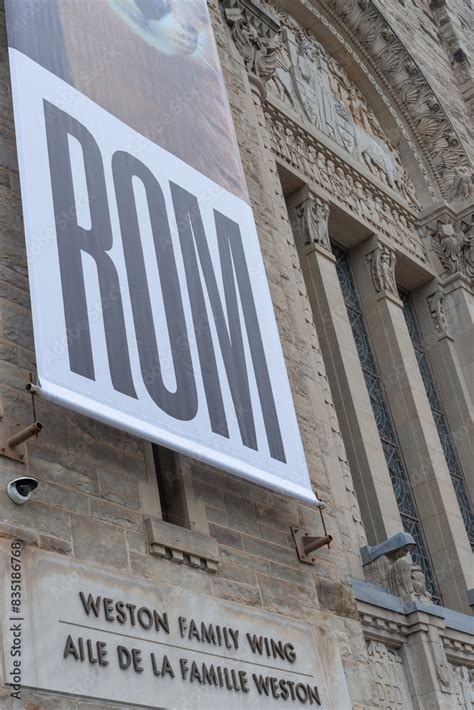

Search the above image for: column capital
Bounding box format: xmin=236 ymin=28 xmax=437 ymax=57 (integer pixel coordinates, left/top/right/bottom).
xmin=294 ymin=191 xmax=331 ymax=254
xmin=365 ymin=241 xmax=399 ymax=300
xmin=222 ymin=0 xmax=282 ymax=97
xmin=420 ymin=200 xmax=474 ymax=287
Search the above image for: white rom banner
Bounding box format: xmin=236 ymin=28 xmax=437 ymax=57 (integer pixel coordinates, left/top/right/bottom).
xmin=8 ymin=44 xmax=317 ymax=505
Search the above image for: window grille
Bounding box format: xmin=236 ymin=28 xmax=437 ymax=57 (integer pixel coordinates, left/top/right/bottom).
xmin=399 ymin=289 xmax=473 ymax=548
xmin=332 ymin=242 xmax=441 ymax=603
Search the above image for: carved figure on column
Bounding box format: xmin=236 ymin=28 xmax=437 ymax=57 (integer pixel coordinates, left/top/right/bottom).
xmin=366 ymin=243 xmax=398 ymax=296
xmin=429 ymin=216 xmax=474 ymax=281
xmin=295 ymin=194 xmax=330 ymax=250
xmin=433 ymin=224 xmax=462 ymax=275
xmin=427 ymin=291 xmax=450 ymax=336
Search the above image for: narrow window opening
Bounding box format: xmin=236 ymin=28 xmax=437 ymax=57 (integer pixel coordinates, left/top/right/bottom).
xmin=332 ymin=241 xmax=442 ymax=604
xmin=152 ymin=445 xmax=191 ymax=529
xmin=399 ymin=288 xmax=473 ymax=547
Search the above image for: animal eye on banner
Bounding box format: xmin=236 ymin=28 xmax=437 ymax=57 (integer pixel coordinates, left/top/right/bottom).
xmin=6 ymin=0 xmax=319 ymax=506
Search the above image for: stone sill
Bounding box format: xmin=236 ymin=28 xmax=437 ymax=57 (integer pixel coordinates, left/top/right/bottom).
xmin=144 ymin=518 xmax=219 ymax=572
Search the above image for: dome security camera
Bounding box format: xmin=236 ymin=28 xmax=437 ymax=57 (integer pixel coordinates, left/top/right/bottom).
xmin=7 ymin=477 xmax=38 ymax=505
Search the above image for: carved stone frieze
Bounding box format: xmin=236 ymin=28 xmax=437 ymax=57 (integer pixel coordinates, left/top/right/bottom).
xmin=222 ymin=1 xmax=429 ymax=209
xmin=295 ymin=193 xmax=331 ymax=250
xmin=267 ymin=107 xmax=428 ymax=262
xmin=366 ymin=243 xmax=398 ymax=297
xmin=264 ymin=17 xmax=421 ymax=203
xmin=366 ymin=640 xmax=414 ymax=709
xmin=449 ymin=664 xmax=474 ymax=709
xmin=222 ymin=0 xmax=282 ymax=86
xmin=294 ymin=0 xmax=472 ymax=200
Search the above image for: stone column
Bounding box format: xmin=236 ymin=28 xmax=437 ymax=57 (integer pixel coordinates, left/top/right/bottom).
xmin=421 ymin=199 xmax=474 ymax=406
xmin=411 ymin=282 xmax=474 ymax=503
xmin=351 ymin=236 xmax=473 ymax=613
xmin=403 ymin=610 xmax=455 ymax=709
xmin=361 ymin=532 xmax=465 ymax=708
xmin=287 ymin=186 xmax=403 ymax=546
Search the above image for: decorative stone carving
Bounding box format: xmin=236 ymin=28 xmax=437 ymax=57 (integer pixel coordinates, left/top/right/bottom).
xmin=431 ymin=0 xmax=474 ymax=118
xmin=293 ymin=38 xmax=334 ymax=134
xmin=222 ymin=0 xmax=281 ymax=86
xmin=386 ymin=548 xmax=431 ymax=600
xmin=305 ymin=0 xmax=472 ymax=199
xmin=449 ymin=166 xmax=474 ymax=202
xmin=450 ymin=664 xmax=474 ymax=708
xmin=431 ymin=218 xmax=474 ymax=281
xmin=427 ymin=291 xmax=450 ymax=335
xmin=267 ymin=108 xmax=428 ymax=262
xmin=436 ymin=661 xmax=452 ymax=691
xmin=366 ymin=640 xmax=414 ymax=709
xmin=366 ymin=243 xmax=398 ymax=297
xmin=434 ymin=223 xmax=462 ymax=275
xmin=361 ymin=532 xmax=432 ymax=603
xmin=295 ymin=194 xmax=330 ymax=250
xmin=264 ymin=18 xmax=419 ymax=200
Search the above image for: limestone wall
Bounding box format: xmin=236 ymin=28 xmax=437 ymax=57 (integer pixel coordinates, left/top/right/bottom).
xmin=0 ymin=1 xmax=376 ymax=707
xmin=0 ymin=0 xmax=472 ymax=708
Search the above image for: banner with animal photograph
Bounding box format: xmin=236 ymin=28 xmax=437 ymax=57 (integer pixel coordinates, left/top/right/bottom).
xmin=6 ymin=0 xmax=319 ymax=506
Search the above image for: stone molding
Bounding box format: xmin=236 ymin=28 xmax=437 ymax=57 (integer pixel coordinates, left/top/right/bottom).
xmin=268 ymin=0 xmax=439 ymax=203
xmin=221 ymin=0 xmax=471 ymax=276
xmin=266 ymin=105 xmax=428 ymax=263
xmin=442 ymin=634 xmax=474 ymax=667
xmin=354 ymin=581 xmax=474 ymax=707
xmin=300 ymin=0 xmax=472 ymax=200
xmin=260 ymin=7 xmax=421 ymax=203
xmin=430 ymin=2 xmax=474 ymax=117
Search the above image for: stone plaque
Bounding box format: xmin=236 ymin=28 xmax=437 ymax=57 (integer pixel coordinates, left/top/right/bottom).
xmin=1 ymin=546 xmax=351 ymax=708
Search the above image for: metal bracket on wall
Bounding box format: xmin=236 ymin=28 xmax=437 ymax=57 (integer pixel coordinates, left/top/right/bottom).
xmin=0 ymin=421 xmax=43 ymax=464
xmin=291 ymin=527 xmax=332 ymax=564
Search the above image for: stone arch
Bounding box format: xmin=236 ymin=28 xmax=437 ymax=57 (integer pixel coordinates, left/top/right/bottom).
xmin=272 ymin=0 xmax=472 ymax=203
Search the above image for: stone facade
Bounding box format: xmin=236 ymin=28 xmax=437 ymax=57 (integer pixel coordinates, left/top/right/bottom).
xmin=0 ymin=1 xmax=472 ymax=709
